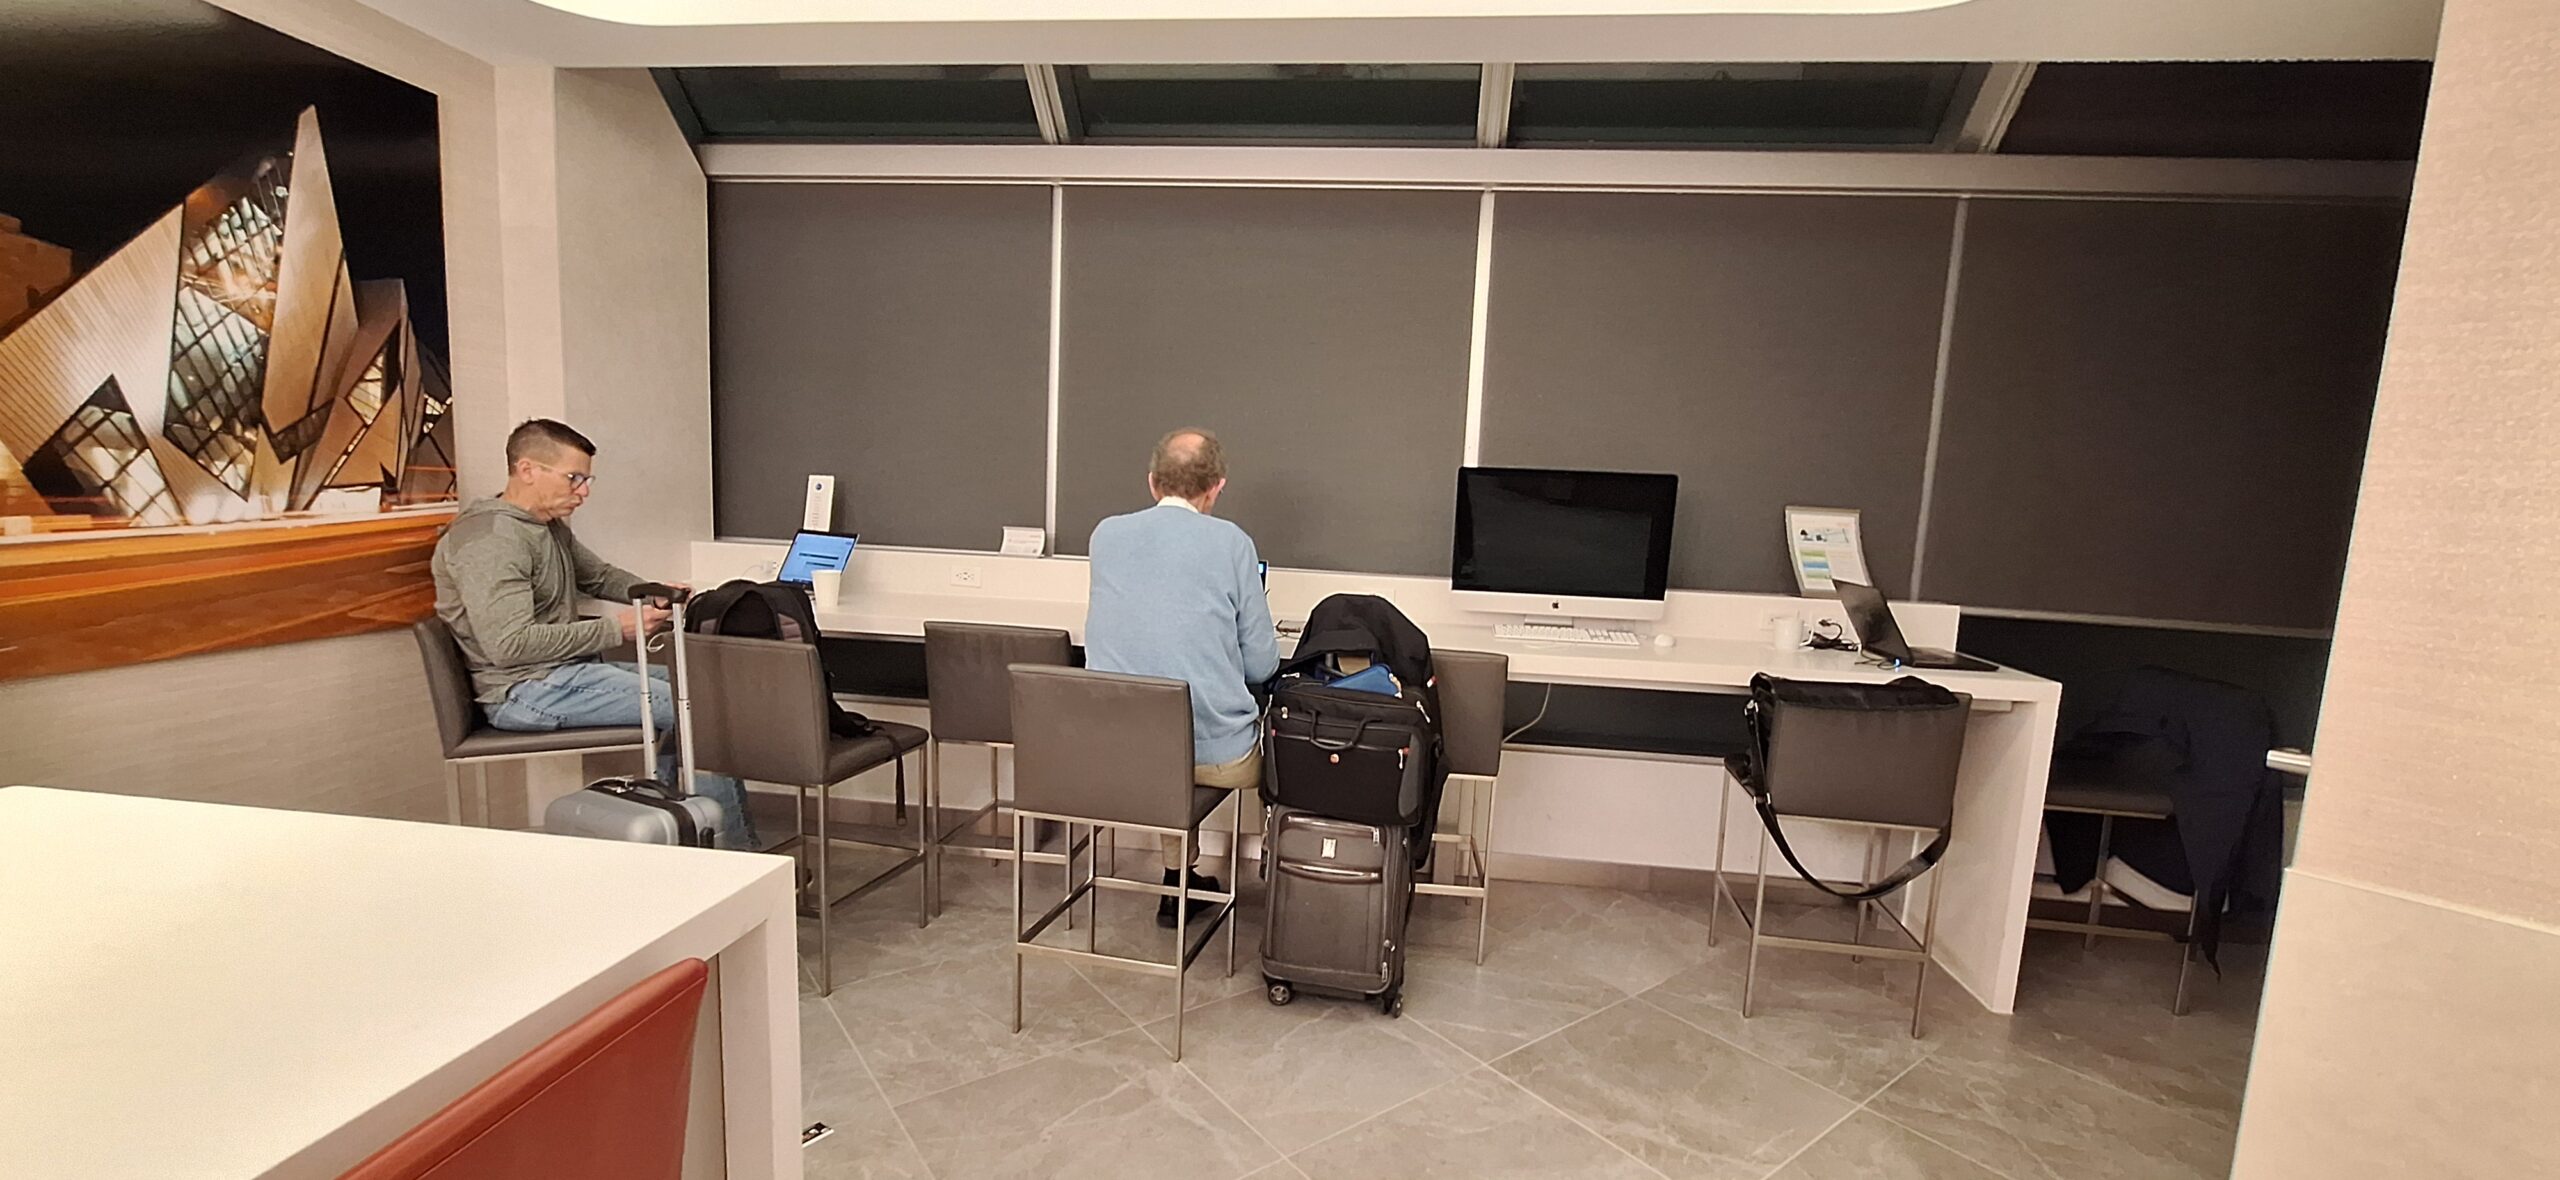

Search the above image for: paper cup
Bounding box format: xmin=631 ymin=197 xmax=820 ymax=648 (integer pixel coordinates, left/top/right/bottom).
xmin=810 ymin=569 xmax=843 ymax=610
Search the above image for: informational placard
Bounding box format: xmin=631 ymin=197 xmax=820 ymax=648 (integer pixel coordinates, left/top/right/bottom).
xmin=1786 ymin=506 xmax=1872 ymax=597
xmin=1000 ymin=526 xmax=1047 ymax=557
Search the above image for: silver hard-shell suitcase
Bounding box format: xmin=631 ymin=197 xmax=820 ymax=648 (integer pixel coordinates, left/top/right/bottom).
xmin=544 ymin=591 xmax=727 ymax=848
xmin=1260 ymin=805 xmax=1414 ymax=1016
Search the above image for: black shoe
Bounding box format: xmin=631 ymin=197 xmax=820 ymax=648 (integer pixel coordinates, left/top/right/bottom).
xmin=1155 ymin=868 xmax=1225 ymax=928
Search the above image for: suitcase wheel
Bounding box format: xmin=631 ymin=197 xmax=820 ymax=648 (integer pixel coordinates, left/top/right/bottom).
xmin=1267 ymin=982 xmax=1295 ymax=1007
xmin=1380 ymin=991 xmax=1403 ymax=1019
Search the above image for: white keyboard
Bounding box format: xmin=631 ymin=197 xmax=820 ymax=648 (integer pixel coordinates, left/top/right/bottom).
xmin=1493 ymin=622 xmax=1641 ymax=647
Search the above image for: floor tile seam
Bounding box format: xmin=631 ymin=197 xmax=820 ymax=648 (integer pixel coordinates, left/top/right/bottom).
xmin=1857 ymin=1099 xmax=2032 ymax=1180
xmin=1622 ymin=991 xmax=1894 ymax=1109
xmin=1174 ymin=1057 xmax=1295 ymax=1178
xmin=1262 ymin=1059 xmax=1479 ymax=1163
xmin=1992 ymin=1033 xmax=2247 ymax=1131
xmin=873 ymin=1000 xmax=1150 ymax=1112
xmin=821 ymin=991 xmax=943 ymax=1180
xmin=1475 ymin=994 xmax=1683 ymax=1180
xmin=1472 ymin=1053 xmax=1679 ymax=1180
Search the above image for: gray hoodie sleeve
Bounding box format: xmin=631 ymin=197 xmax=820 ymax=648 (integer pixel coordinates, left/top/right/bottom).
xmin=566 ymin=527 xmax=645 ymax=603
xmin=451 ymin=525 xmax=620 ymax=666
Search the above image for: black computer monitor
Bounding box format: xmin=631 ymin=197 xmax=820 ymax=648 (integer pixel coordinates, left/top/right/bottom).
xmin=1450 ymin=467 xmax=1677 ymax=620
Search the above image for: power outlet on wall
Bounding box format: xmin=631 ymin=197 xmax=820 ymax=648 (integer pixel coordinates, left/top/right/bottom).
xmin=949 ymin=564 xmax=983 ymax=589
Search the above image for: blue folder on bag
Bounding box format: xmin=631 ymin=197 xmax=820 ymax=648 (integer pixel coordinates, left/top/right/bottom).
xmin=1326 ymin=664 xmax=1402 ymax=697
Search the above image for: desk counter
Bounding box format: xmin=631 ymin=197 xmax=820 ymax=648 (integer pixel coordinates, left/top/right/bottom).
xmin=0 ymin=787 xmax=801 ymax=1179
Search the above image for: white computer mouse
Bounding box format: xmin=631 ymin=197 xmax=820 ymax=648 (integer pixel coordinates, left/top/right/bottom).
xmin=1652 ymin=633 xmax=1676 ymax=650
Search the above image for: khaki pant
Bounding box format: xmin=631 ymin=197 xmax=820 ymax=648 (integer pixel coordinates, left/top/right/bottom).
xmin=1163 ymin=748 xmax=1263 ymax=870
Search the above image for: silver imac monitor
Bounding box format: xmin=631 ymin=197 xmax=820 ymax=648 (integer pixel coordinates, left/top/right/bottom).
xmin=1449 ymin=466 xmax=1677 ymax=623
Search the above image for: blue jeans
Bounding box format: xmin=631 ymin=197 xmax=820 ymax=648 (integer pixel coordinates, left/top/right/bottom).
xmin=489 ymin=660 xmax=758 ymax=851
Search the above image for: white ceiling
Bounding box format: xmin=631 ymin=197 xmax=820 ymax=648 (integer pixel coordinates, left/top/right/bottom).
xmin=350 ymin=0 xmax=2444 ymax=67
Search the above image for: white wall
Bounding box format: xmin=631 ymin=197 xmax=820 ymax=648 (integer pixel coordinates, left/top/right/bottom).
xmin=554 ymin=68 xmax=716 ymax=582
xmin=2232 ymin=0 xmax=2560 ymax=1174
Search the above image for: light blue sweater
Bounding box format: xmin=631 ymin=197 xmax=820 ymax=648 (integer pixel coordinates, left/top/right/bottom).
xmin=1084 ymin=502 xmax=1281 ymax=766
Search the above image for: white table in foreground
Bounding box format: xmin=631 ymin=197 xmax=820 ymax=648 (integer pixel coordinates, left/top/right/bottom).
xmin=0 ymin=787 xmax=801 ymax=1179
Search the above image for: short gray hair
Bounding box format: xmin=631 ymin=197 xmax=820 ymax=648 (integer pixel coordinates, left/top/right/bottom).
xmin=1150 ymin=429 xmax=1225 ymax=499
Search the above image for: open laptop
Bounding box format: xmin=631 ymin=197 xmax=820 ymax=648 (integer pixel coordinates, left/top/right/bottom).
xmin=1833 ymin=580 xmax=1997 ymax=672
xmin=775 ymin=529 xmax=858 ymax=589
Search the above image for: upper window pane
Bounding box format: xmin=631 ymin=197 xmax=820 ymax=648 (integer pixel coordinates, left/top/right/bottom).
xmin=1509 ymin=63 xmax=1972 ymax=148
xmin=1067 ymin=65 xmax=1480 ymax=143
xmin=670 ymin=66 xmax=1041 ymax=141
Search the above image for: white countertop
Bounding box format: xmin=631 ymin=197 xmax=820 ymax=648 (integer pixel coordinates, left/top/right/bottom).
xmin=808 ymin=589 xmax=2056 ymax=704
xmin=0 ymin=787 xmax=794 ymax=1179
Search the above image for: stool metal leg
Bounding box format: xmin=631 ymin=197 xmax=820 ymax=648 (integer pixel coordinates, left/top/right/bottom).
xmin=1744 ymin=823 xmax=1770 ymax=1019
xmin=816 ymin=779 xmax=835 ymax=996
xmin=1476 ymin=774 xmax=1500 ymax=966
xmin=1011 ymin=812 xmax=1025 ymax=1034
xmin=924 ymin=739 xmax=942 ymax=917
xmin=913 ymin=753 xmax=929 ymax=929
xmin=1173 ymin=828 xmax=1191 ymax=1062
xmin=475 ymin=763 xmax=494 ymax=828
xmin=1708 ymin=776 xmax=1731 ymax=948
xmin=1081 ymin=823 xmax=1098 ymax=954
xmin=2087 ymin=813 xmax=2116 ymax=949
xmin=2173 ymin=904 xmax=2201 ymax=1016
xmin=1913 ymin=855 xmax=1945 ymax=1039
xmin=1853 ymin=828 xmax=1882 ymax=961
xmin=1228 ymin=797 xmax=1242 ymax=978
xmin=444 ymin=763 xmax=463 ymax=826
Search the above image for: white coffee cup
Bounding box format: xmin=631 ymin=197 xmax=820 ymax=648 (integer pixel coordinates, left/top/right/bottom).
xmin=810 ymin=569 xmax=843 ymax=610
xmin=1770 ymin=614 xmax=1803 ymax=651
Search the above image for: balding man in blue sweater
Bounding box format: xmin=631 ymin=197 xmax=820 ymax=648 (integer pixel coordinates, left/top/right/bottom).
xmin=1084 ymin=428 xmax=1281 ymax=927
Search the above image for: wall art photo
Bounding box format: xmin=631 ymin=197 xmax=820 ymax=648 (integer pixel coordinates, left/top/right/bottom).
xmin=0 ymin=0 xmax=454 ymax=680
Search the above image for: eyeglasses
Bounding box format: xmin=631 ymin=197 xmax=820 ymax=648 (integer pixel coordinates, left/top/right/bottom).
xmin=531 ymin=461 xmax=593 ymax=490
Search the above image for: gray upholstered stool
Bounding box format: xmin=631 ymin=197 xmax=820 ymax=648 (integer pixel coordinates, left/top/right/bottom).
xmin=412 ymin=618 xmax=643 ymax=827
xmin=682 ymin=631 xmax=931 ymax=996
xmin=1417 ymin=648 xmax=1508 ymax=964
xmin=2027 ymin=775 xmax=2200 ymax=1014
xmin=1711 ymin=677 xmax=1971 ymax=1038
xmin=1007 ymin=665 xmax=1239 ymax=1062
xmin=922 ymin=621 xmax=1075 ymax=916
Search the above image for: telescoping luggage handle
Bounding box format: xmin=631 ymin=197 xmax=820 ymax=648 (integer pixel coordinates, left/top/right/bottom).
xmin=630 ymin=583 xmax=693 ymax=798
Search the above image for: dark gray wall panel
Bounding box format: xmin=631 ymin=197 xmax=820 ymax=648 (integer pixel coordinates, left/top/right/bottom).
xmin=711 ymin=182 xmax=1051 ymax=548
xmin=1925 ymin=199 xmax=2404 ymax=630
xmin=1054 ymin=187 xmax=1478 ymax=573
xmin=1479 ymin=191 xmax=1958 ymax=595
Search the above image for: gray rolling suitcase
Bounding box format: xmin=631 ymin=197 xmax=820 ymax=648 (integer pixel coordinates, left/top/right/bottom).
xmin=544 ymin=591 xmax=727 ymax=849
xmin=1261 ymin=805 xmax=1415 ymax=1017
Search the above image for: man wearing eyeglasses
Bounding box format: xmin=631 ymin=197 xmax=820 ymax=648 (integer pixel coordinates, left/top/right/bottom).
xmin=430 ymin=418 xmax=755 ymax=849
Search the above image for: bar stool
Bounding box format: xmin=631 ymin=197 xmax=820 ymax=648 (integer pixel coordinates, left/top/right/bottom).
xmin=1710 ymin=675 xmax=1971 ymax=1037
xmin=681 ymin=631 xmax=932 ymax=996
xmin=921 ymin=621 xmax=1075 ymax=915
xmin=413 ymin=619 xmax=644 ymax=827
xmin=1007 ymin=665 xmax=1240 ymax=1062
xmin=1417 ymin=648 xmax=1507 ymax=964
xmin=2028 ymin=776 xmax=2202 ymax=1014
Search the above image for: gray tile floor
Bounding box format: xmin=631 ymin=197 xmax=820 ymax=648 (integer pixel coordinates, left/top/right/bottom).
xmin=794 ymin=849 xmax=2263 ymax=1180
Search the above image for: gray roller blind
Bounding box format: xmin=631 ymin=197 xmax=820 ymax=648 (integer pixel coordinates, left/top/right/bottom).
xmin=1479 ymin=191 xmax=1959 ymax=594
xmin=1054 ymin=186 xmax=1478 ymax=573
xmin=711 ymin=182 xmax=1051 ymax=548
xmin=1924 ymin=199 xmax=2404 ymax=630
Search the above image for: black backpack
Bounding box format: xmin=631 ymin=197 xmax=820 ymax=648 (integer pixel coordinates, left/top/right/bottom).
xmin=1262 ymin=594 xmax=1446 ymax=833
xmin=686 ymin=579 xmax=878 ymax=739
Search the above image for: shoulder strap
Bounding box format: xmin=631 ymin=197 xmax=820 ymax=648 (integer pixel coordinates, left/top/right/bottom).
xmin=1745 ymin=789 xmax=1946 ymax=902
xmin=1736 ymin=675 xmax=1947 ymax=902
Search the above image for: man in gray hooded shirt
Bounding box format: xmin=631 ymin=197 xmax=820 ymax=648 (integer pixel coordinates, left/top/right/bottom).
xmin=431 ymin=418 xmax=754 ymax=848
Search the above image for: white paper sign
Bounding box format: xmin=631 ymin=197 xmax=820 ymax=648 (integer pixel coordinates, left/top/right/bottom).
xmin=1000 ymin=526 xmax=1047 ymax=557
xmin=1785 ymin=506 xmax=1872 ymax=596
